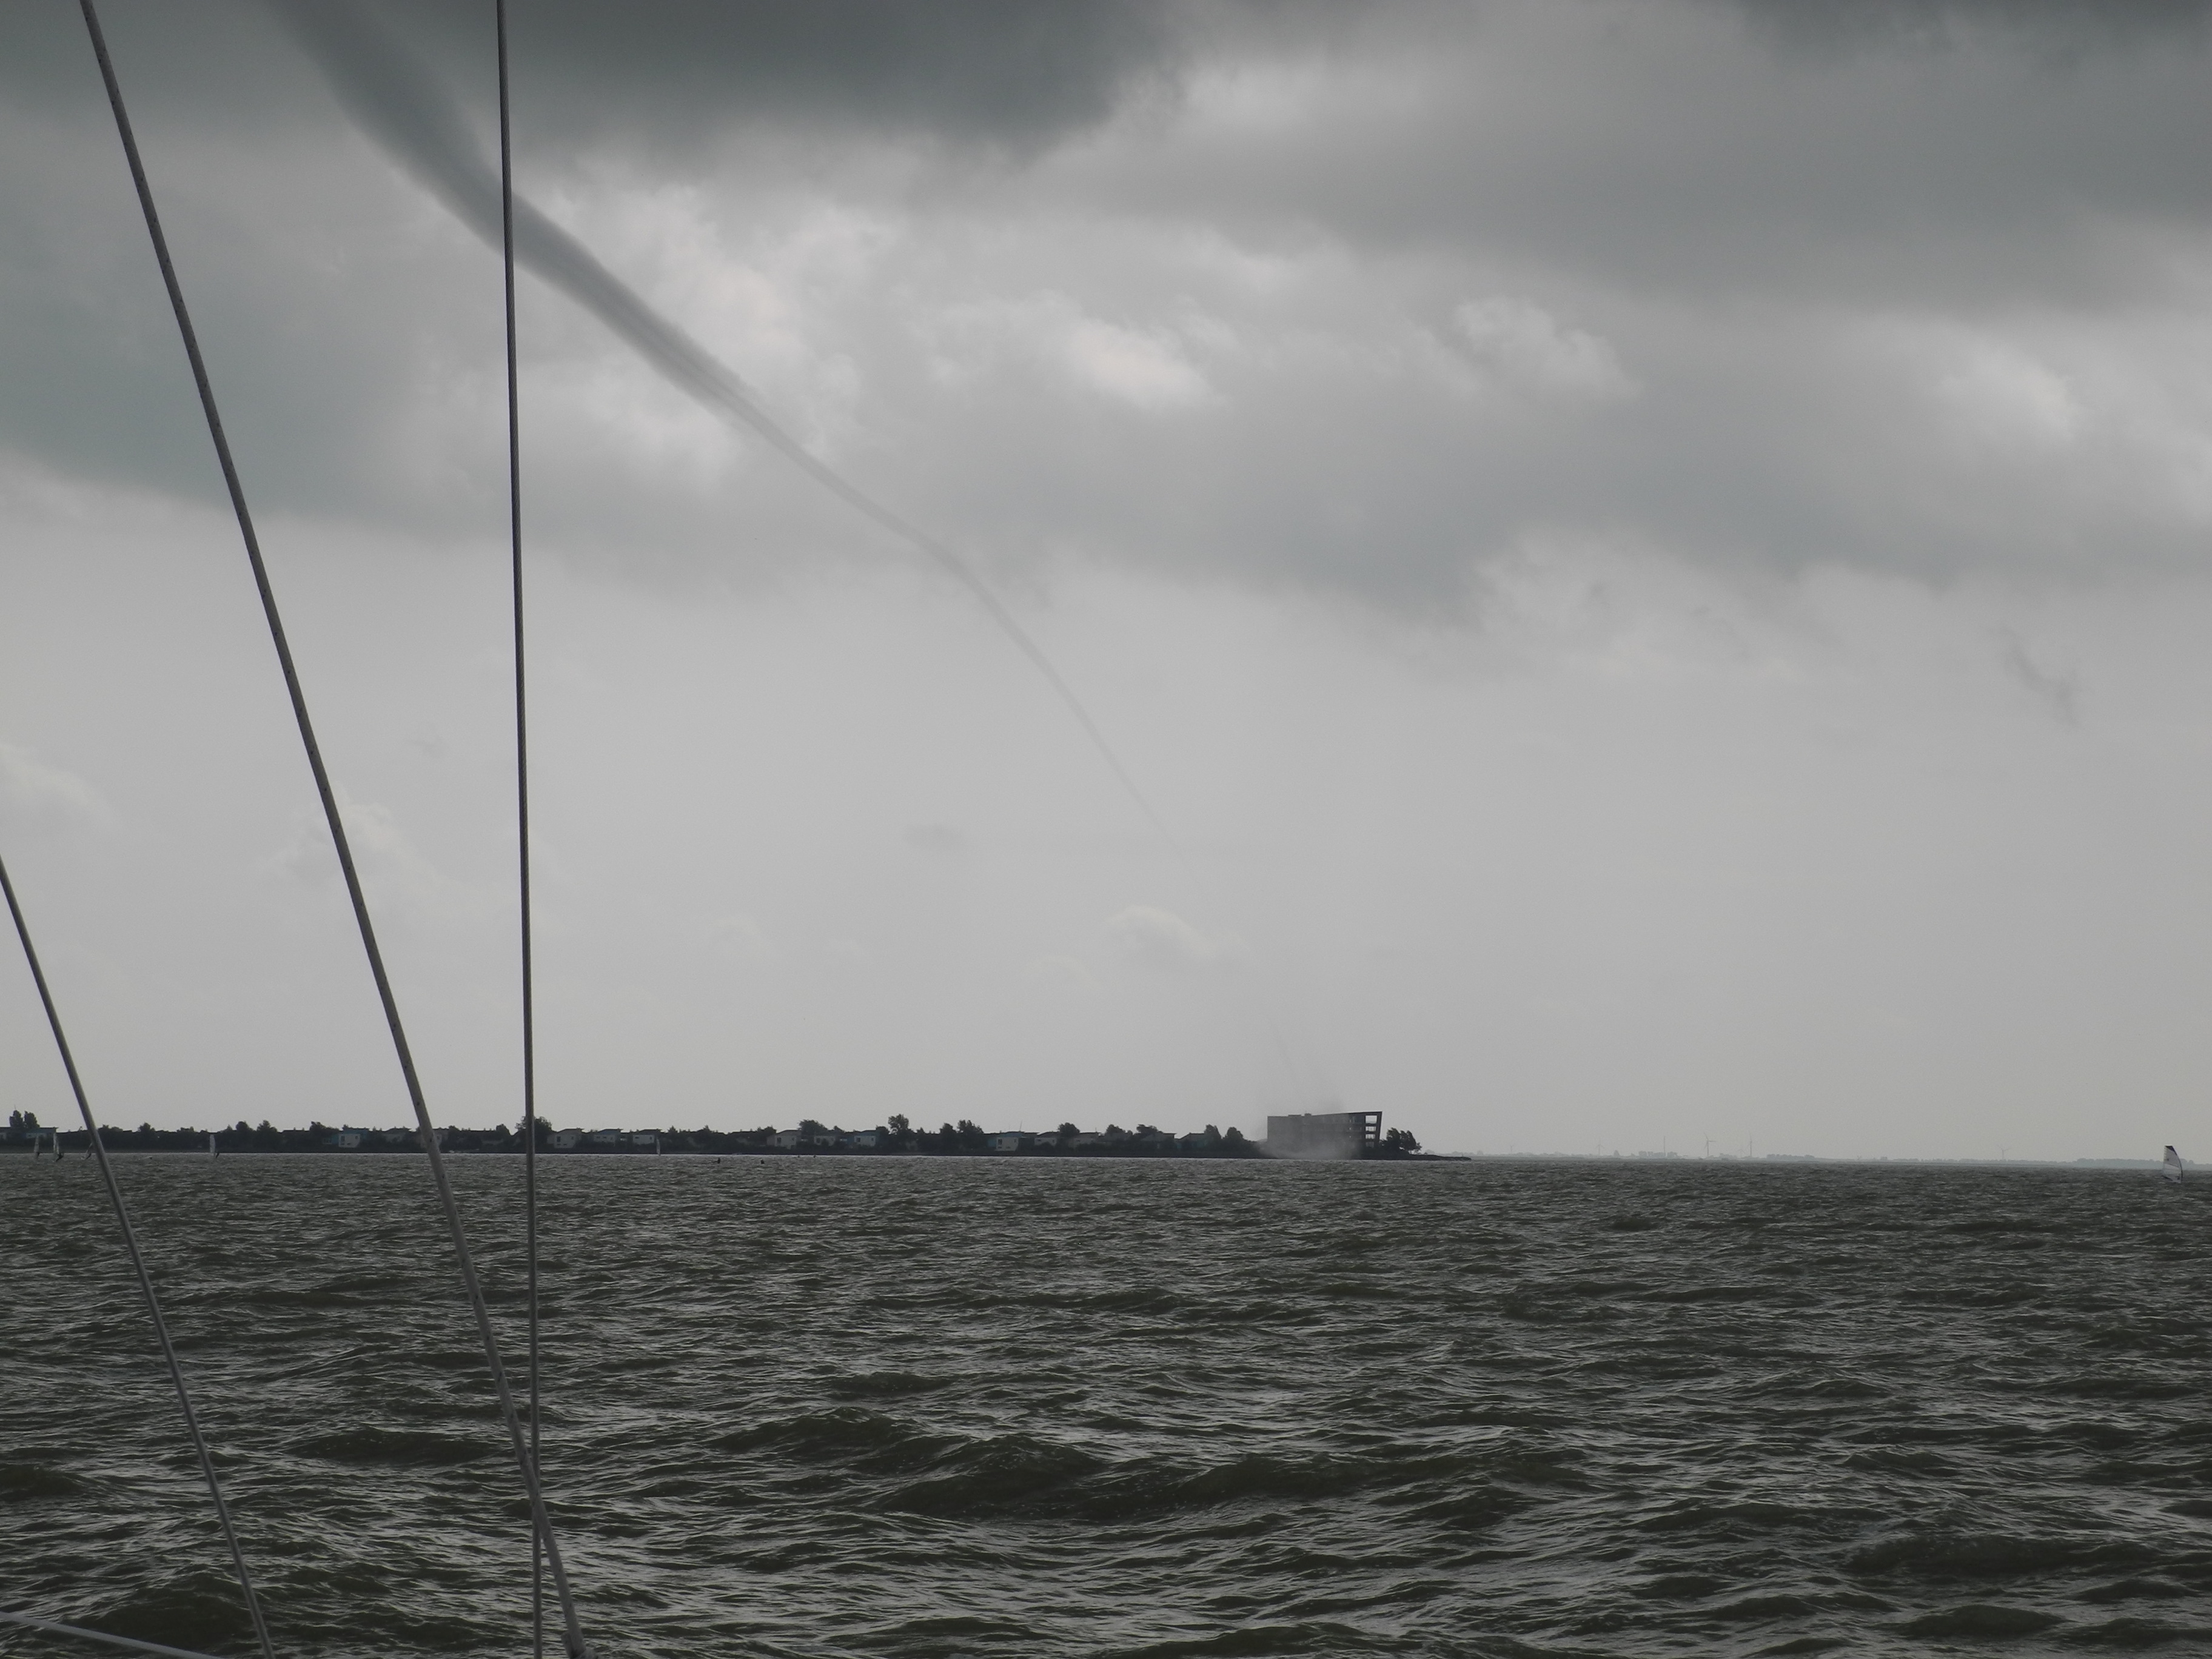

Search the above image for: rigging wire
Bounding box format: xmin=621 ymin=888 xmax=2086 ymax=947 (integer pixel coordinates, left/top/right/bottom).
xmin=76 ymin=5 xmax=592 ymax=1654
xmin=0 ymin=854 xmax=275 ymax=1659
xmin=492 ymin=3 xmax=546 ymax=1654
xmin=0 ymin=1609 xmax=234 ymax=1659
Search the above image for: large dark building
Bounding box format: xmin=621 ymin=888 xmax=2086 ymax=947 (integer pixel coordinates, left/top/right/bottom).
xmin=1264 ymin=1110 xmax=1383 ymax=1160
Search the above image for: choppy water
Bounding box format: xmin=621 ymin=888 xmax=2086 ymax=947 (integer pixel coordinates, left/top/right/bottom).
xmin=6 ymin=1156 xmax=2212 ymax=1658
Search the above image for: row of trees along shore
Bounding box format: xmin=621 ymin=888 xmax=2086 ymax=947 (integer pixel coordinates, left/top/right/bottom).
xmin=2 ymin=1110 xmax=1426 ymax=1159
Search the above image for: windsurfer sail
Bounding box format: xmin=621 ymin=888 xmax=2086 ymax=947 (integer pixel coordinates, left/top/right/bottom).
xmin=2163 ymin=1145 xmax=2184 ymax=1184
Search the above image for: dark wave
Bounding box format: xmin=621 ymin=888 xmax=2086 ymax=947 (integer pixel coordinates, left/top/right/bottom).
xmin=6 ymin=1157 xmax=2209 ymax=1656
xmin=290 ymin=1427 xmax=499 ymax=1466
xmin=0 ymin=1461 xmax=87 ymax=1500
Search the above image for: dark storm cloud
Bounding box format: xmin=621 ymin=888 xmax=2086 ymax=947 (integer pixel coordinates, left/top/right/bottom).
xmin=0 ymin=1 xmax=490 ymax=512
xmin=1080 ymin=1 xmax=2210 ymax=313
xmin=264 ymin=0 xmax=1176 ymax=837
xmin=0 ymin=0 xmax=1207 ymax=531
xmin=1724 ymin=0 xmax=2210 ymax=54
xmin=0 ymin=0 xmax=1184 ymax=143
xmin=386 ymin=0 xmax=1182 ymax=154
xmin=1 ymin=0 xmax=2206 ymax=605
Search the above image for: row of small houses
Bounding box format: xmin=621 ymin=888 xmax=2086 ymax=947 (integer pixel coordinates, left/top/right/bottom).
xmin=540 ymin=1126 xmax=1248 ymax=1154
xmin=766 ymin=1127 xmax=1233 ymax=1153
xmin=317 ymin=1125 xmax=1222 ymax=1153
xmin=332 ymin=1127 xmax=665 ymax=1150
xmin=1 ymin=1122 xmax=1210 ymax=1155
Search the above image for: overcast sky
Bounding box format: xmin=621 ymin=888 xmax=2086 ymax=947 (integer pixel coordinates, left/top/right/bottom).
xmin=2 ymin=0 xmax=2208 ymax=1157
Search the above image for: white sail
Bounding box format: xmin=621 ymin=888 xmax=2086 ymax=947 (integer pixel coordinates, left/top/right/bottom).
xmin=2163 ymin=1145 xmax=2185 ymax=1183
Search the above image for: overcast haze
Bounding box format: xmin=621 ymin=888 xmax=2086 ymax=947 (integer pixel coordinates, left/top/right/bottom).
xmin=3 ymin=0 xmax=2210 ymax=1157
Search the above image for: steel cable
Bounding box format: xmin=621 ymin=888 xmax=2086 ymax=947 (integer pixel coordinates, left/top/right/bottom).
xmin=0 ymin=1609 xmax=233 ymax=1659
xmin=0 ymin=854 xmax=275 ymax=1659
xmin=77 ymin=4 xmax=591 ymax=1653
xmin=492 ymin=3 xmax=548 ymax=1654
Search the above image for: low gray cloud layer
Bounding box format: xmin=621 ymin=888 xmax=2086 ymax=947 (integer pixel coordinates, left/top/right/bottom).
xmin=1 ymin=0 xmax=2204 ymax=605
xmin=5 ymin=0 xmax=2211 ymax=1155
xmin=269 ymin=0 xmax=1173 ymax=840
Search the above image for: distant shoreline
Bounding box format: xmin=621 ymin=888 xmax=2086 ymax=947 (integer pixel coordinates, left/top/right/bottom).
xmin=0 ymin=1134 xmax=2167 ymax=1170
xmin=0 ymin=1121 xmax=1453 ymax=1162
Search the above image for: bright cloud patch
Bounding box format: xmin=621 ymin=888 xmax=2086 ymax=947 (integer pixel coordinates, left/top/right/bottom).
xmin=1025 ymin=953 xmax=1098 ymax=989
xmin=1936 ymin=339 xmax=2083 ymax=450
xmin=271 ymin=794 xmax=469 ymax=928
xmin=0 ymin=743 xmax=106 ymax=828
xmin=1061 ymin=315 xmax=1215 ymax=409
xmin=927 ymin=291 xmax=1218 ymax=411
xmin=708 ymin=912 xmax=776 ymax=961
xmin=1452 ymin=297 xmax=1635 ymax=403
xmin=1102 ymin=905 xmax=1242 ymax=971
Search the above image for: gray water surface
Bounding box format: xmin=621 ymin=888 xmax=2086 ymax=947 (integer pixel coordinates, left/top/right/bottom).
xmin=5 ymin=1156 xmax=2210 ymax=1657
